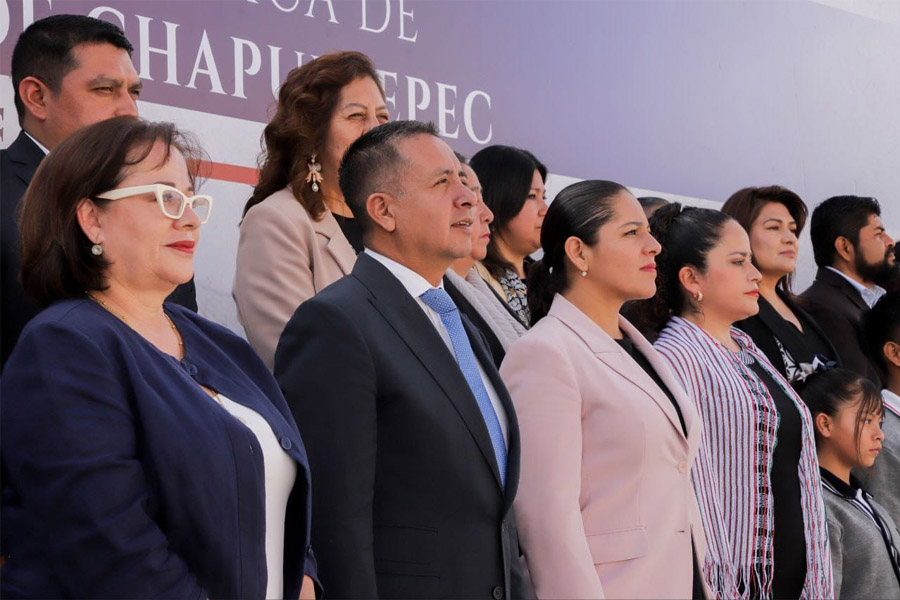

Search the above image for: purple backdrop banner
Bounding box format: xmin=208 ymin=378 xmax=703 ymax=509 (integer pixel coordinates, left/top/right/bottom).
xmin=2 ymin=0 xmax=898 ymax=207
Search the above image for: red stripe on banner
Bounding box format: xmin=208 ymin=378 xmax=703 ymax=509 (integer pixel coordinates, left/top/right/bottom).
xmin=195 ymin=160 xmax=259 ymax=185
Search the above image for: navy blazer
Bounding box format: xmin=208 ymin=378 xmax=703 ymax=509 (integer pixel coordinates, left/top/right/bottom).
xmin=1 ymin=299 xmax=317 ymax=598
xmin=275 ymin=253 xmax=529 ymax=599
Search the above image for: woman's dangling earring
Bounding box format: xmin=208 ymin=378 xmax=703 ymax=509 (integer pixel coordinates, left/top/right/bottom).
xmin=91 ymin=243 xmax=103 ymax=256
xmin=306 ymin=154 xmax=323 ymax=192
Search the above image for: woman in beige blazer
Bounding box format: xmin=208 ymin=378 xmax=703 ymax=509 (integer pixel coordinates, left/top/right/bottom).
xmin=233 ymin=51 xmax=389 ymax=369
xmin=500 ymin=181 xmax=709 ymax=599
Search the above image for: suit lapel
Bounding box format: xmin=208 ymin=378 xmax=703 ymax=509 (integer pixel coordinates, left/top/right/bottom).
xmin=354 ymin=254 xmax=506 ymax=491
xmin=755 ymin=294 xmax=809 ymax=362
xmin=313 ymin=210 xmax=356 ymax=274
xmin=623 ymin=318 xmax=701 ymax=450
xmin=551 ymin=297 xmax=689 ymax=443
xmin=820 ymin=267 xmax=869 ymax=313
xmin=786 ymin=292 xmax=841 ymax=362
xmin=596 ymin=343 xmax=688 ymax=443
xmin=8 ymin=131 xmax=45 ymax=188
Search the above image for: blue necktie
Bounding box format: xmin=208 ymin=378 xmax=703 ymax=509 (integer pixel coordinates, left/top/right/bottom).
xmin=420 ymin=288 xmax=507 ymax=487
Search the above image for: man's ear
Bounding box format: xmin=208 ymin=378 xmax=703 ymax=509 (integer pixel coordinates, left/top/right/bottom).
xmin=366 ymin=191 xmax=397 ymax=233
xmin=883 ymin=340 xmax=900 ymax=369
xmin=834 ymin=235 xmax=855 ymax=264
xmin=19 ymin=76 xmax=51 ymax=123
xmin=76 ymin=198 xmax=104 ymax=245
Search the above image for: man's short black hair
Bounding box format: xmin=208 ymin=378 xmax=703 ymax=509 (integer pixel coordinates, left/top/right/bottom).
xmin=11 ymin=14 xmax=133 ymax=124
xmin=339 ymin=120 xmax=439 ymax=236
xmin=809 ymin=195 xmax=881 ymax=268
xmin=862 ymin=291 xmax=900 ymax=375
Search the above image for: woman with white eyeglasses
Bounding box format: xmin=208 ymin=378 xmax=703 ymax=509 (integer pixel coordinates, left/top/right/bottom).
xmin=0 ymin=116 xmax=319 ymax=599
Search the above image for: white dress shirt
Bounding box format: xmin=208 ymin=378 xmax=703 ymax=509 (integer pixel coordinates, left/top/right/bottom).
xmin=826 ymin=266 xmax=887 ymax=308
xmin=365 ymin=249 xmax=509 ymax=446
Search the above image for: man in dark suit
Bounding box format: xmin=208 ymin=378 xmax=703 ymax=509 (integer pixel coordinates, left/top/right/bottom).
xmin=800 ymin=195 xmax=896 ymax=383
xmin=1 ymin=15 xmax=196 ymax=370
xmin=275 ymin=120 xmax=530 ymax=599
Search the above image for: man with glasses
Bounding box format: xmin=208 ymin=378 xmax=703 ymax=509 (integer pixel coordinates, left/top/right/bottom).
xmin=1 ymin=14 xmax=197 ymax=371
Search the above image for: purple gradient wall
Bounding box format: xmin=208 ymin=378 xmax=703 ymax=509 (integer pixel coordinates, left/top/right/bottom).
xmin=1 ymin=0 xmax=896 ymax=327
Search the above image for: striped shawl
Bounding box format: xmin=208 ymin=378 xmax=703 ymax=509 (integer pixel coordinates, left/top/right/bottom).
xmin=654 ymin=316 xmax=833 ymax=600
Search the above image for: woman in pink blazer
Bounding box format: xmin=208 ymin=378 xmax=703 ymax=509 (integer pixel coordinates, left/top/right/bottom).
xmin=233 ymin=51 xmax=389 ymax=369
xmin=500 ymin=181 xmax=709 ymax=599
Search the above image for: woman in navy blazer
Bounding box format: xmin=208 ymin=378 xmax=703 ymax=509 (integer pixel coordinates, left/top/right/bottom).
xmin=0 ymin=116 xmax=317 ymax=598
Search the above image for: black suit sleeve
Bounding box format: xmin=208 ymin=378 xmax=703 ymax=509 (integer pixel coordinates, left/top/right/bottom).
xmin=274 ymin=299 xmax=379 ymax=598
xmin=801 ymin=300 xmax=874 ymax=381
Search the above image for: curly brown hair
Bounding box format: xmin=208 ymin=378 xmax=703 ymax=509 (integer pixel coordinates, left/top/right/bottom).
xmin=243 ymin=51 xmax=384 ymax=221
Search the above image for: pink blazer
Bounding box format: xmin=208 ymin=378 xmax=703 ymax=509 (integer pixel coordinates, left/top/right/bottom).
xmin=233 ymin=187 xmax=356 ymax=370
xmin=500 ymin=294 xmax=709 ymax=599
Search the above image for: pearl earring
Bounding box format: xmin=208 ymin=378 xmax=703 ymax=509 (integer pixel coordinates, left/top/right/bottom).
xmin=306 ymin=154 xmax=323 ymax=192
xmin=91 ymin=244 xmax=103 ymax=256
xmin=580 ymin=270 xmax=588 ymax=277
xmin=695 ymin=290 xmax=703 ymax=302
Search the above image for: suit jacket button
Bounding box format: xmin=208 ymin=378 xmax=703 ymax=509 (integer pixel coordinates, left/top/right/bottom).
xmin=492 ymin=585 xmax=504 ymax=599
xmin=677 ymin=461 xmax=688 ymax=473
xmin=280 ymin=437 xmax=292 ymax=450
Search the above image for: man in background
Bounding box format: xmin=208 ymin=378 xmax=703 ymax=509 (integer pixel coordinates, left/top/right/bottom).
xmin=800 ymin=195 xmax=896 ymax=383
xmin=1 ymin=14 xmax=197 ymax=370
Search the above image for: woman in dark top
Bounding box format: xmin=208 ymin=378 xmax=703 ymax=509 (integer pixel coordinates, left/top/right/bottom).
xmin=722 ymin=186 xmax=840 ymax=385
xmin=630 ymin=203 xmax=832 ymax=599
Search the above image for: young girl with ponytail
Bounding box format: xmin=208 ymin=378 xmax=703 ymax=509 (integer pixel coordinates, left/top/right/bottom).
xmin=800 ymin=369 xmax=900 ymax=599
xmin=634 ymin=202 xmax=832 ymax=599
xmin=500 ymin=181 xmax=707 ymax=599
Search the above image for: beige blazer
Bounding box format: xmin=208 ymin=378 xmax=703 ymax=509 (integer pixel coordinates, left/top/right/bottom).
xmin=233 ymin=188 xmax=356 ymax=370
xmin=500 ymin=294 xmax=709 ymax=599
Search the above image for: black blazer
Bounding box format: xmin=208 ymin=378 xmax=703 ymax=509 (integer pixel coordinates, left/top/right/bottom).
xmin=1 ymin=132 xmax=44 ymax=371
xmin=274 ymin=253 xmax=529 ymax=599
xmin=736 ymin=288 xmax=841 ymax=383
xmin=0 ymin=131 xmax=197 ymax=371
xmin=799 ymin=267 xmax=882 ymax=384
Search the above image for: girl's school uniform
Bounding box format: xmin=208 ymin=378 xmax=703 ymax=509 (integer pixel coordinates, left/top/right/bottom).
xmin=821 ymin=468 xmax=900 ymax=599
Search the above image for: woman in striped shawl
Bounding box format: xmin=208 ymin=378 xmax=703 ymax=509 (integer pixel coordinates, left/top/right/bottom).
xmin=630 ymin=203 xmax=832 ymax=599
